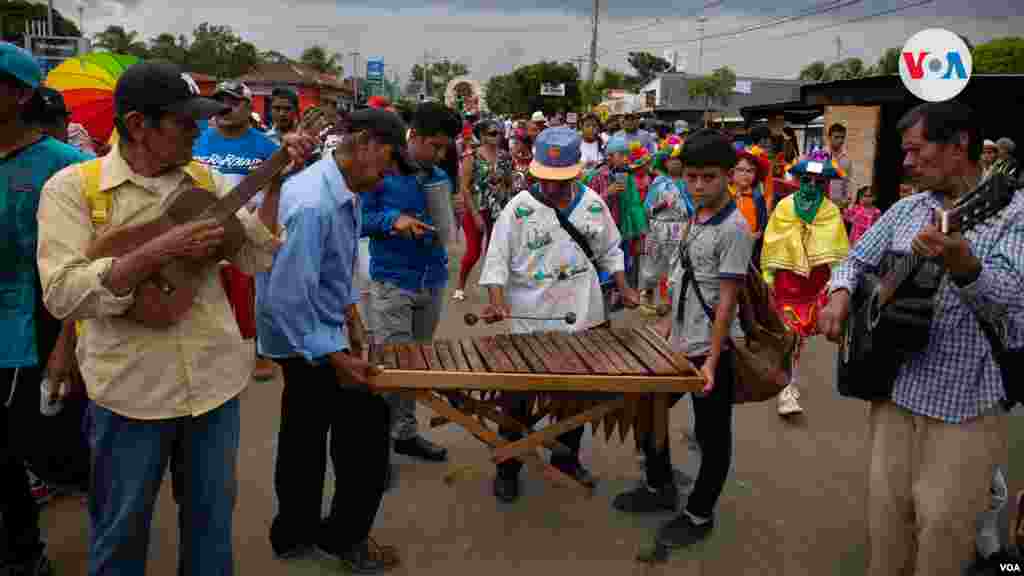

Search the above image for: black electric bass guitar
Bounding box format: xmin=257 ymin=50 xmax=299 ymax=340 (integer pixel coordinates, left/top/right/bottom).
xmin=836 ymin=173 xmax=1015 ymax=401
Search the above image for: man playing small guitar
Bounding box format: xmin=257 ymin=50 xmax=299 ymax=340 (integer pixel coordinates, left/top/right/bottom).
xmin=818 ymin=102 xmax=1023 ymax=576
xmin=36 ymin=61 xmax=317 ymax=575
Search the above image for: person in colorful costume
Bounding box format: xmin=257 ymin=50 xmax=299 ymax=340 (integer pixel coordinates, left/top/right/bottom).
xmin=760 ymin=149 xmax=850 ymax=416
xmin=641 ymin=136 xmax=693 ymax=314
xmin=580 ymin=137 xmax=649 ymax=288
xmin=729 ymin=145 xmax=772 ymax=267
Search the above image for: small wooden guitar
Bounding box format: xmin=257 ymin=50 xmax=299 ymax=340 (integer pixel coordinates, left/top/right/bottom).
xmin=836 ymin=173 xmax=1015 ymax=400
xmin=86 ymin=110 xmax=330 ymax=329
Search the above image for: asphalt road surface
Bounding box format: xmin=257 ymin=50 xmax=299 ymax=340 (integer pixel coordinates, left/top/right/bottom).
xmin=41 ymin=239 xmax=1022 ymax=574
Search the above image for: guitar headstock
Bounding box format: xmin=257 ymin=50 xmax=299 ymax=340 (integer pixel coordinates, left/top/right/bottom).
xmin=941 ymin=173 xmax=1014 ymax=234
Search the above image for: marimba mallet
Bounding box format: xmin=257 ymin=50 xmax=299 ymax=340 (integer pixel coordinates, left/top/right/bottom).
xmin=463 ymin=312 xmax=577 ymax=326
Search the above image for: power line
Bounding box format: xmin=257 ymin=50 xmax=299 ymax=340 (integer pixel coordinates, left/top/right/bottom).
xmin=698 ymin=0 xmax=933 ymax=59
xmin=609 ymin=0 xmax=857 ymax=54
xmin=610 ymin=0 xmax=723 ymax=38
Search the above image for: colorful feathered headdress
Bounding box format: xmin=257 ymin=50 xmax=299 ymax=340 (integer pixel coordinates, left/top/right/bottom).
xmin=786 ymin=148 xmax=847 ymax=180
xmin=652 ymin=135 xmax=684 ymax=173
xmin=627 ymin=140 xmax=651 ymax=170
xmin=735 ymin=145 xmax=772 ymax=184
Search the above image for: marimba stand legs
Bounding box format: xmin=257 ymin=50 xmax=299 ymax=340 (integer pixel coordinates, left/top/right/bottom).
xmin=414 ymin=391 xmax=594 ymax=497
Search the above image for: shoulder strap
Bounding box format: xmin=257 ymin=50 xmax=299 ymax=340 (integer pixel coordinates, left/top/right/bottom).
xmin=78 ymin=158 xmax=110 ymax=228
xmin=183 ymin=161 xmax=216 ymax=191
xmin=678 ymin=246 xmax=715 ymax=323
xmin=529 ymin=183 xmax=597 ymax=265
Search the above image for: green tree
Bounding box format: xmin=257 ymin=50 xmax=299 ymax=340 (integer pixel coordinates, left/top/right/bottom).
xmin=627 ymin=51 xmax=673 ymax=86
xmin=973 ymin=37 xmax=1024 ymax=73
xmin=1 ymin=0 xmax=81 ymax=44
xmin=871 ymin=47 xmax=900 ymax=75
xmin=410 ymin=60 xmax=469 ymax=99
xmin=484 ymin=61 xmax=579 ymax=117
xmin=260 ymin=50 xmax=290 ymax=64
xmin=300 ymin=45 xmax=343 ymax=75
xmin=148 ymin=33 xmax=189 ymax=66
xmin=579 ymin=68 xmax=629 ymax=110
xmin=798 ymin=61 xmax=827 ymax=81
xmin=484 ymin=74 xmax=517 ymax=116
xmin=92 ymin=25 xmax=149 ymax=57
xmin=688 ymin=66 xmax=736 ymax=127
xmin=823 ymin=57 xmax=869 ymax=81
xmin=185 ymin=23 xmax=262 ymax=78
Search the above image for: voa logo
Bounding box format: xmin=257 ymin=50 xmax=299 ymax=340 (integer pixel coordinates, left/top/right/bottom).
xmin=1001 ymin=561 xmax=1023 ymax=572
xmin=899 ymin=28 xmax=972 ymax=102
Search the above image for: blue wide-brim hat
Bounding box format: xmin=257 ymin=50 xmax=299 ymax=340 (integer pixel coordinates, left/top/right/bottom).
xmin=786 ymin=150 xmax=847 ymax=180
xmin=530 ymin=126 xmax=584 ymax=181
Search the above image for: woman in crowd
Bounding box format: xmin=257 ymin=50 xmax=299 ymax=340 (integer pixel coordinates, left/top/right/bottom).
xmin=453 ymin=119 xmax=513 ymax=302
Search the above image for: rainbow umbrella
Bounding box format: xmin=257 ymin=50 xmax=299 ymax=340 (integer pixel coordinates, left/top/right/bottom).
xmin=44 ymin=52 xmax=141 ymax=144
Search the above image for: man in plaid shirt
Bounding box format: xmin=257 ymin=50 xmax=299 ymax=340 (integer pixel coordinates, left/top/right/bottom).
xmin=819 ymin=102 xmax=1023 ymax=575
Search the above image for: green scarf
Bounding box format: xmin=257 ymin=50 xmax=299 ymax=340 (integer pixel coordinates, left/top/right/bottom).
xmin=618 ymin=171 xmax=649 ymax=240
xmin=793 ymin=178 xmax=826 ymax=224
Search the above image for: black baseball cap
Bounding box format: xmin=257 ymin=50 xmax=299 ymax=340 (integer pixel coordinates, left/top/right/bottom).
xmin=38 ymin=87 xmax=69 ymax=119
xmin=115 ymin=61 xmax=228 ymax=120
xmin=348 ymin=108 xmax=417 ymax=174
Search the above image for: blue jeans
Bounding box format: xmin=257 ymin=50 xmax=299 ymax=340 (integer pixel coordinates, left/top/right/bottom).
xmin=86 ymin=397 xmax=240 ymax=576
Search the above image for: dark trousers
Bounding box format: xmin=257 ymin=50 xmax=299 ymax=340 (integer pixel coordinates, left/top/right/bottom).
xmin=270 ymin=358 xmax=391 ymax=552
xmin=497 ymin=393 xmax=585 ymax=478
xmin=0 ymin=366 xmax=42 ymax=564
xmin=642 ymin=352 xmax=734 ymax=519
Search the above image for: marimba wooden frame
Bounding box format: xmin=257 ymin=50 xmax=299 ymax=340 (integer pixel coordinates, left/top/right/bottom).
xmin=370 ymin=326 xmax=705 ymax=495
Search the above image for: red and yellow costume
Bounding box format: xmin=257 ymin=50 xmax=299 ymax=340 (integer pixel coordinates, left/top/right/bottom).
xmin=761 ymin=151 xmax=850 ymax=414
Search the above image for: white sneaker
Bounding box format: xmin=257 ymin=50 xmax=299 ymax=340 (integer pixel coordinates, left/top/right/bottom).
xmin=451 ymin=289 xmax=466 ymax=302
xmin=777 ymin=384 xmax=803 ymax=416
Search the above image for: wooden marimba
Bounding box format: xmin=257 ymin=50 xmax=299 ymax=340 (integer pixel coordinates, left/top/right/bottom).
xmin=370 ymin=325 xmax=704 ymax=496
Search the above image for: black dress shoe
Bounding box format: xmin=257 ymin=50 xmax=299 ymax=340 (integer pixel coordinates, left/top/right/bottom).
xmin=493 ymin=474 xmax=520 ymax=503
xmin=393 ymin=436 xmax=448 ymax=462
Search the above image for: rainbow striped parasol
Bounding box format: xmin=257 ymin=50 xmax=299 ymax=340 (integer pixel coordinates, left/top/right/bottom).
xmin=44 ymin=52 xmax=141 ymax=144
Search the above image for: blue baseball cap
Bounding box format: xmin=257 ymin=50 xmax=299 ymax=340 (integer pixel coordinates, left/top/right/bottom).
xmin=530 ymin=126 xmax=583 ymax=181
xmin=0 ymin=42 xmax=42 ymax=89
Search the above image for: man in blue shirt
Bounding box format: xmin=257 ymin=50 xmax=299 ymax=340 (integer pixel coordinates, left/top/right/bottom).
xmin=257 ymin=108 xmax=405 ymax=573
xmin=362 ymin=102 xmax=460 ymax=462
xmin=194 ymin=80 xmax=280 ymax=381
xmin=0 ymin=41 xmax=92 ymax=576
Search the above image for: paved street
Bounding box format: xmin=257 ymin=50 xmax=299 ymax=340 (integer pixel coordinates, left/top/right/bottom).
xmin=41 ymin=240 xmax=1022 ymax=575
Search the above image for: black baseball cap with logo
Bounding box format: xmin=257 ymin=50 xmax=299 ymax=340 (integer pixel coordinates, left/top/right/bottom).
xmin=347 ymin=108 xmax=418 ymax=174
xmin=115 ymin=61 xmax=229 ymax=120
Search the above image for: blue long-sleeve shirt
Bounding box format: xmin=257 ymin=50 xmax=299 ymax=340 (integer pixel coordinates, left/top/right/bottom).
xmin=360 ymin=167 xmax=449 ymax=292
xmin=830 ymin=190 xmax=1024 ymax=423
xmin=256 ymin=156 xmax=359 ymax=362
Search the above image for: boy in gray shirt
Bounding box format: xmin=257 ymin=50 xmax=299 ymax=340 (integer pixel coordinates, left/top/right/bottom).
xmin=614 ymin=130 xmax=753 ymax=555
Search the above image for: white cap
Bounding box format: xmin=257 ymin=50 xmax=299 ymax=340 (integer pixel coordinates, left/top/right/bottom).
xmin=531 ymin=111 xmax=547 ymax=123
xmin=983 ymin=139 xmax=997 ymax=148
xmin=674 ymin=119 xmax=689 ymax=134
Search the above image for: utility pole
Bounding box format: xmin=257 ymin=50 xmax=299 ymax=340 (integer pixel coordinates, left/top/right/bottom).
xmin=835 ymin=36 xmax=842 ymax=61
xmin=696 ymin=16 xmax=708 ymax=75
xmin=77 ymin=3 xmax=84 ymax=36
xmin=587 ymin=0 xmax=599 ymax=83
xmin=349 ymin=51 xmax=360 ymax=107
xmin=47 ymin=0 xmax=54 ymax=35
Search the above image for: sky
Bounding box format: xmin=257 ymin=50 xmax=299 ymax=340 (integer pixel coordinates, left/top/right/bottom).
xmin=66 ymin=0 xmax=1024 ymax=84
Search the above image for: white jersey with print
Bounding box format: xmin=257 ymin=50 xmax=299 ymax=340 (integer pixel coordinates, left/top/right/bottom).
xmin=479 ymin=185 xmax=624 ymax=335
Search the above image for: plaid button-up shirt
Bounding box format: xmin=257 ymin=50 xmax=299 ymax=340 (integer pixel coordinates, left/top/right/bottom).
xmin=831 ymin=189 xmax=1024 ymax=423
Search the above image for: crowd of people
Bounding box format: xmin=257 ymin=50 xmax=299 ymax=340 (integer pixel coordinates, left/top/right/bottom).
xmin=2 ymin=36 xmax=1022 ymax=576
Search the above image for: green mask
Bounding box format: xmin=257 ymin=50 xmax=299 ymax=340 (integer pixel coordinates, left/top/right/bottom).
xmin=793 ymin=177 xmax=826 ymax=224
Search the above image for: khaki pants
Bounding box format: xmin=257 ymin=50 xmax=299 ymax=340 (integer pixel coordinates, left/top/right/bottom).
xmin=867 ymin=401 xmax=1008 ymax=575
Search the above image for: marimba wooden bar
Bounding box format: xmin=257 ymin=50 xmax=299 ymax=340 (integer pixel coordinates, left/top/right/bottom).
xmin=370 ymin=326 xmax=704 ymax=496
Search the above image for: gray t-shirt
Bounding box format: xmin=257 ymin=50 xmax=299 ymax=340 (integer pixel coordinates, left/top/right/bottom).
xmin=669 ymin=202 xmax=754 ymax=357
